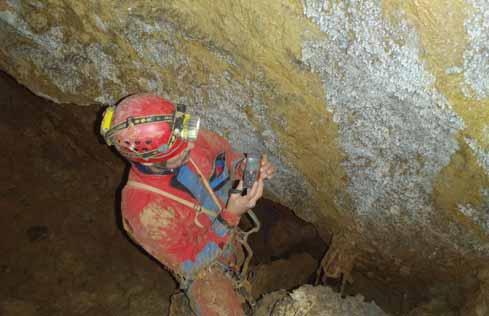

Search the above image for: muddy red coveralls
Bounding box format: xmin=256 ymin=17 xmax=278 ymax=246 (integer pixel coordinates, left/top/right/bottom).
xmin=121 ymin=130 xmax=246 ymax=316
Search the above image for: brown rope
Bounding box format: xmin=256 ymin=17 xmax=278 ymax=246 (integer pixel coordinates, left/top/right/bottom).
xmin=188 ymin=158 xmax=224 ymax=211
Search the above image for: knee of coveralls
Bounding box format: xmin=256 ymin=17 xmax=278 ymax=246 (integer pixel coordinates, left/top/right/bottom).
xmin=186 ymin=239 xmax=246 ymax=316
xmin=186 ymin=268 xmax=245 ymax=316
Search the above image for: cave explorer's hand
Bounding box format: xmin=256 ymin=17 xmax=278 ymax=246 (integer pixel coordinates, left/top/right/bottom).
xmin=226 ymin=154 xmax=275 ymax=216
xmin=260 ymin=154 xmax=276 ymax=180
xmin=226 ymin=179 xmax=264 ymax=216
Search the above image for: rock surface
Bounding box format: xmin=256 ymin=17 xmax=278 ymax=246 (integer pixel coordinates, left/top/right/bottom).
xmin=250 ymin=253 xmax=318 ymax=299
xmin=460 ymin=268 xmax=489 ymax=316
xmin=254 ymin=285 xmax=389 ymax=316
xmin=1 ymin=0 xmax=489 ymax=297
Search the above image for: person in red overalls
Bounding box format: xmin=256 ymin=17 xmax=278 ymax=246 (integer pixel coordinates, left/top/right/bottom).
xmin=100 ymin=93 xmax=275 ymax=316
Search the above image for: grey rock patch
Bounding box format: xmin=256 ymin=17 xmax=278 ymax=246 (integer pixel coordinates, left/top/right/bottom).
xmin=445 ymin=66 xmax=463 ymax=75
xmin=123 ymin=15 xmax=186 ymax=69
xmin=184 ymin=73 xmax=318 ymax=221
xmin=301 ymin=0 xmax=463 ymax=225
xmin=94 ymin=15 xmax=107 ymax=32
xmin=463 ymin=0 xmax=489 ymax=100
xmin=0 ymin=7 xmax=126 ymax=103
xmin=254 ymin=285 xmax=389 ymax=316
xmin=466 ymin=136 xmax=489 ymax=175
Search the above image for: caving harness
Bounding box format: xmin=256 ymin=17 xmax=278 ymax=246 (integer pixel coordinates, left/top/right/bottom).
xmin=126 ymin=158 xmax=260 ymax=306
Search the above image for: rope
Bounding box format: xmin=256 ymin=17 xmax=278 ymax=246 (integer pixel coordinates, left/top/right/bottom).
xmin=189 ymin=158 xmax=224 ymax=211
xmin=126 ymin=180 xmax=217 ymax=219
xmin=239 ymin=210 xmax=260 ymax=280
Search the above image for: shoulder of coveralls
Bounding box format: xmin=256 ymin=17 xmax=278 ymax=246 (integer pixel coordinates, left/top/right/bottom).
xmin=121 ymin=168 xmax=164 ymax=216
xmin=197 ymin=129 xmax=233 ymax=152
xmin=197 ymin=129 xmax=240 ymax=169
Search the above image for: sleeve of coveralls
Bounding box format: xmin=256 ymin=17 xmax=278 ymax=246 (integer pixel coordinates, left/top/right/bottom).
xmin=217 ymin=208 xmax=241 ymax=227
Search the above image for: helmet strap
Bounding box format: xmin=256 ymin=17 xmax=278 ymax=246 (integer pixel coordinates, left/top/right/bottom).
xmin=133 ymin=162 xmax=176 ymax=175
xmin=104 ymin=114 xmax=174 ymax=145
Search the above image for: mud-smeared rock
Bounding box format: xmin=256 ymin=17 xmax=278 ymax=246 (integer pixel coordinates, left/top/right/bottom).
xmin=254 ymin=285 xmax=389 ymax=316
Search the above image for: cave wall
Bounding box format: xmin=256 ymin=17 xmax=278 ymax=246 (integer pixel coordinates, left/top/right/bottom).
xmin=1 ymin=0 xmax=489 ymax=285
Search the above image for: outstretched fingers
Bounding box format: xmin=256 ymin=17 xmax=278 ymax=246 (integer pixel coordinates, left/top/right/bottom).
xmin=260 ymin=154 xmax=276 ymax=180
xmin=246 ymin=180 xmax=264 ymax=208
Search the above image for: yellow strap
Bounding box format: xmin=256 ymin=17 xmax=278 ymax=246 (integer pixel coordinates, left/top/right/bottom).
xmin=126 ymin=180 xmax=217 ymax=218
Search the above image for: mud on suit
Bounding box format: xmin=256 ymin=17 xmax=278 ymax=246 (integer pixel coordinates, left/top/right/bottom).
xmin=121 ymin=130 xmax=246 ymax=316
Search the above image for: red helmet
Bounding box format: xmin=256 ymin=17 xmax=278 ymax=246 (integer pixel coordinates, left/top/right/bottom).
xmin=100 ymin=93 xmax=200 ymax=163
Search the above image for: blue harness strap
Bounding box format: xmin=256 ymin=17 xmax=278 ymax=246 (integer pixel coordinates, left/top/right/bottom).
xmin=175 ymin=155 xmax=232 ymax=237
xmin=175 ymin=155 xmax=237 ymax=281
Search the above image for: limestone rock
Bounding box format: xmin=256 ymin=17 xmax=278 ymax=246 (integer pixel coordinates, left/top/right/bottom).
xmin=254 ymin=285 xmax=389 ymax=316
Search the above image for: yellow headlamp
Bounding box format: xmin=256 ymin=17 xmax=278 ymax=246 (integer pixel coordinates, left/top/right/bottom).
xmin=100 ymin=106 xmax=116 ymax=145
xmin=174 ymin=104 xmax=201 ymax=142
xmin=99 ymin=103 xmax=200 ymax=152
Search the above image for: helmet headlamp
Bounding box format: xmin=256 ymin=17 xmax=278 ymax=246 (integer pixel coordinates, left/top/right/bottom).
xmin=100 ymin=106 xmax=116 ymax=145
xmin=100 ymin=103 xmax=200 ymax=154
xmin=173 ymin=104 xmax=201 ymax=143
